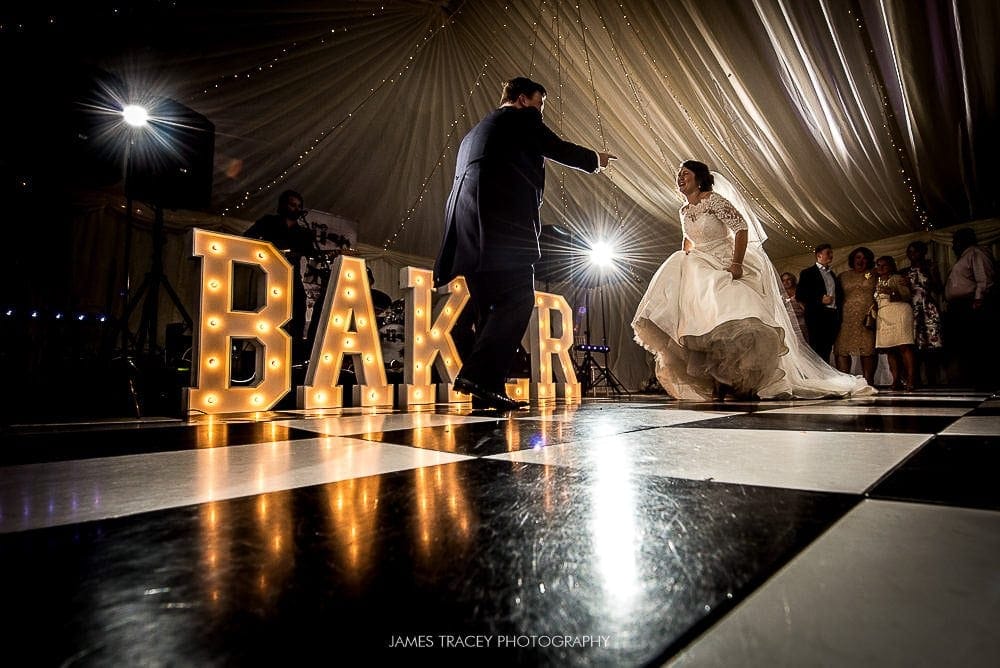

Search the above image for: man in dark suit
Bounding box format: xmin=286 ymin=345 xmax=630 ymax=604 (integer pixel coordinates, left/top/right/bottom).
xmin=796 ymin=243 xmax=842 ymax=363
xmin=434 ymin=77 xmax=617 ymax=410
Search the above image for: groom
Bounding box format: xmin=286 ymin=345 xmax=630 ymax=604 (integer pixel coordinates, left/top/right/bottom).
xmin=433 ymin=77 xmax=617 ymax=410
xmin=796 ymin=243 xmax=842 ymax=363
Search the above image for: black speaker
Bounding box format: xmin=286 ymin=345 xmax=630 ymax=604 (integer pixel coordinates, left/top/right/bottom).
xmin=125 ymin=97 xmax=215 ymax=210
xmin=66 ymin=66 xmax=129 ymax=189
xmin=3 ymin=63 xmax=127 ymax=192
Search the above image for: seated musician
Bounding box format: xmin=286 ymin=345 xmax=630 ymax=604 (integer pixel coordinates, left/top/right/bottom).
xmin=243 ymin=189 xmax=316 ymax=342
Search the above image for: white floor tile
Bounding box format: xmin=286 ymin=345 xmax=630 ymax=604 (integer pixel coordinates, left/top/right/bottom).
xmin=762 ymin=405 xmax=971 ymax=416
xmin=841 ymin=393 xmax=989 ymax=404
xmin=669 ymin=500 xmax=1000 ymax=667
xmin=487 ymin=428 xmax=928 ymax=494
xmin=516 ymin=408 xmax=741 ymax=426
xmin=939 ymin=415 xmax=1000 ymax=436
xmin=0 ymin=437 xmax=471 ymax=534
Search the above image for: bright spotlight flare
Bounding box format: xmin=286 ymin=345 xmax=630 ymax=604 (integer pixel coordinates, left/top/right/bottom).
xmin=121 ymin=104 xmax=149 ymax=127
xmin=588 ymin=241 xmax=615 ymax=268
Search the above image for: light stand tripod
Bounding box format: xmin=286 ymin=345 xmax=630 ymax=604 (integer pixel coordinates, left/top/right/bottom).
xmin=111 ymin=198 xmax=193 ymax=416
xmin=97 ymin=93 xmax=212 ymax=417
xmin=120 ymin=202 xmax=193 ymax=355
xmin=575 ymin=277 xmax=629 ymax=396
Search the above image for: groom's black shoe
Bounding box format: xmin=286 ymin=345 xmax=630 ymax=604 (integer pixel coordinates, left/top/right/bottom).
xmin=470 ymin=395 xmax=530 ymax=410
xmin=454 ymin=377 xmax=526 ymax=411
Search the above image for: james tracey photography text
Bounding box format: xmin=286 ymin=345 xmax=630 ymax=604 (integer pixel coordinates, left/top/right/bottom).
xmin=387 ymin=635 xmax=611 ymax=649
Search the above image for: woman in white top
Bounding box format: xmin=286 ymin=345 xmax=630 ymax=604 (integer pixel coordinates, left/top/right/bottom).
xmin=873 ymin=254 xmax=917 ymax=391
xmin=631 ymin=160 xmax=873 ymax=401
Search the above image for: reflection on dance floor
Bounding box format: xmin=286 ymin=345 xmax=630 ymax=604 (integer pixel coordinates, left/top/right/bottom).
xmin=1 ymin=390 xmax=998 ymax=665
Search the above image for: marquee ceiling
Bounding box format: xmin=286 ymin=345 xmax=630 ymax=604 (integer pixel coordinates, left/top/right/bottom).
xmin=6 ymin=0 xmax=998 ymax=270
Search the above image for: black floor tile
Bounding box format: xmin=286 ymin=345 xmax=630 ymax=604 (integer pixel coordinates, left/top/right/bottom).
xmin=843 ymin=398 xmax=984 ymax=409
xmin=355 ymin=417 xmax=662 ymax=456
xmin=0 ymin=459 xmax=857 ymax=666
xmin=868 ymin=435 xmax=1000 ymax=510
xmin=0 ymin=422 xmax=322 ymax=466
xmin=964 ymin=406 xmax=1000 ymax=416
xmin=675 ymin=412 xmax=961 ymax=433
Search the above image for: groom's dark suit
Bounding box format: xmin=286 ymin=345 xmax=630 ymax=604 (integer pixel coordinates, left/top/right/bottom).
xmin=796 ymin=263 xmax=842 ymax=362
xmin=434 ymin=105 xmax=598 ymax=394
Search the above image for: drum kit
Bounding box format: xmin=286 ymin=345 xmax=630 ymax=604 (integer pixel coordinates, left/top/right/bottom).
xmin=376 ymin=296 xmax=405 ymax=376
xmin=303 ymin=248 xmax=407 ymax=378
xmin=230 ymin=247 xmax=410 ymax=381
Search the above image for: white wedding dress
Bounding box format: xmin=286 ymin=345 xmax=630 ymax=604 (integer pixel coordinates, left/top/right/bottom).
xmin=632 ymin=189 xmax=874 ymax=401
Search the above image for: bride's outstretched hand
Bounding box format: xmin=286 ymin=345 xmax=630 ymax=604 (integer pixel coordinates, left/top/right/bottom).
xmin=727 ymin=263 xmax=744 ymax=279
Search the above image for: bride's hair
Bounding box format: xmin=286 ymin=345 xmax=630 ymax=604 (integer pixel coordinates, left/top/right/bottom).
xmin=681 ymin=160 xmax=714 ymax=191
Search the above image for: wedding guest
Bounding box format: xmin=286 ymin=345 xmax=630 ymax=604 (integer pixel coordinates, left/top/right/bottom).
xmin=780 ymin=272 xmax=808 ymax=341
xmin=943 ymin=228 xmax=996 ymax=389
xmin=903 ymin=240 xmax=944 ymax=385
xmin=833 ymin=246 xmax=877 ymax=385
xmin=796 ymin=243 xmax=842 ymax=363
xmin=874 ymin=255 xmax=916 ymax=391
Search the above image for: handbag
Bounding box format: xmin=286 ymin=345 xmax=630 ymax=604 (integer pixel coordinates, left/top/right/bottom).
xmin=863 ymin=303 xmax=878 ymax=330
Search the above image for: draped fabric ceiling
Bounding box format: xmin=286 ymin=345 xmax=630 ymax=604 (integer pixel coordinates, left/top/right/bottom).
xmin=5 ymin=0 xmax=998 ymax=391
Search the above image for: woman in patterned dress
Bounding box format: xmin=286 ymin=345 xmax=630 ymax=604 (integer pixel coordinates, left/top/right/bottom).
xmin=903 ymin=240 xmax=944 ymax=385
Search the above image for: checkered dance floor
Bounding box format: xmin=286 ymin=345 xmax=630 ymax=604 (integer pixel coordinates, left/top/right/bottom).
xmin=1 ymin=389 xmax=998 ymax=665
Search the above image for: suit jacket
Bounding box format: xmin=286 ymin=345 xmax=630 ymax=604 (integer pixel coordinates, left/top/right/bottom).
xmin=434 ymin=106 xmax=598 ymax=285
xmin=796 ymin=264 xmax=843 ymax=330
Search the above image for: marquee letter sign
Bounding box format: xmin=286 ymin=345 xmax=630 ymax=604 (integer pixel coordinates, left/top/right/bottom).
xmin=297 ymin=254 xmax=390 ymax=409
xmin=398 ymin=268 xmax=469 ymax=407
xmin=186 ymin=229 xmax=584 ymax=414
xmin=184 ymin=229 xmax=293 ymax=414
xmin=522 ymin=291 xmax=580 ymax=401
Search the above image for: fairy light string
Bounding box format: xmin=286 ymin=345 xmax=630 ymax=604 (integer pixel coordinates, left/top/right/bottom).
xmin=612 ymin=1 xmax=811 ymax=251
xmin=595 ymin=7 xmax=670 ymax=170
xmin=849 ymin=3 xmax=931 ymax=230
xmin=190 ymin=26 xmax=355 ymax=102
xmin=383 ymin=1 xmax=555 ymax=253
xmin=546 ymin=0 xmax=575 ymax=226
xmin=526 ymin=0 xmax=546 ymax=77
xmin=221 ymin=5 xmax=466 ymax=217
xmin=382 ymin=56 xmax=494 ymax=252
xmin=573 ymin=1 xmax=629 ymax=239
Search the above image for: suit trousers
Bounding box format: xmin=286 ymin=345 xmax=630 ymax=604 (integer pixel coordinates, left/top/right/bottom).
xmin=456 ymin=269 xmax=536 ymax=392
xmin=807 ymin=307 xmax=839 ymax=364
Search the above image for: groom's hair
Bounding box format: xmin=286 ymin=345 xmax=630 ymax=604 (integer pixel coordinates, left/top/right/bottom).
xmin=681 ymin=160 xmax=714 ymax=191
xmin=500 ymin=77 xmax=547 ymax=104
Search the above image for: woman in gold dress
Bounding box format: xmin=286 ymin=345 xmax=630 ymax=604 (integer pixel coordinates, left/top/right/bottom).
xmin=833 ymin=247 xmax=877 ymax=385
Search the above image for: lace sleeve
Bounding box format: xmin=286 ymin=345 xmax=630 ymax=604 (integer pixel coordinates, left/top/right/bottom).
xmin=709 ymin=193 xmax=748 ymax=234
xmin=710 ymin=174 xmax=767 ymax=246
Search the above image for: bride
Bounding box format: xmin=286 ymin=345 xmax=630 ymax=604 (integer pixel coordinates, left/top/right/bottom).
xmin=632 ymin=160 xmax=874 ymax=401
